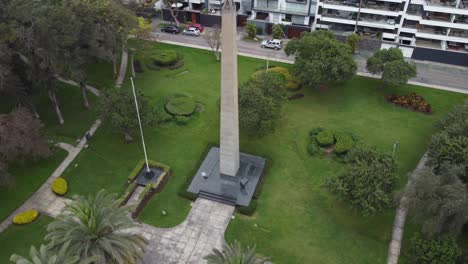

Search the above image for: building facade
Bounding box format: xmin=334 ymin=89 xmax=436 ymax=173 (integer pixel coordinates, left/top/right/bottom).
xmin=179 ymin=0 xmax=468 ymax=51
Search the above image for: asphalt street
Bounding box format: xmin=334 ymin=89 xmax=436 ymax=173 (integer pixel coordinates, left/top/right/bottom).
xmin=150 ymin=27 xmax=468 ymax=93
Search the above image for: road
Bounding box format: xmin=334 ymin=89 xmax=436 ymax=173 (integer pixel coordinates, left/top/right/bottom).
xmin=150 ymin=29 xmax=468 ymax=94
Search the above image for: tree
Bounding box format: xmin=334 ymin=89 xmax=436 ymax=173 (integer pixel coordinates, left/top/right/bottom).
xmin=239 ymin=72 xmax=286 ymax=136
xmin=45 ymin=190 xmax=148 ymax=264
xmin=204 ymin=241 xmax=269 ymax=264
xmin=327 ymin=144 xmax=397 ymax=215
xmin=163 ymin=0 xmax=183 ymax=26
xmin=285 ymin=31 xmax=357 ymax=88
xmin=0 ymin=107 xmax=50 ymax=186
xmin=346 ymin=33 xmax=360 ymax=54
xmin=97 ymin=88 xmax=157 ymax=141
xmin=10 ymin=244 xmax=98 ymax=264
xmin=271 ymin=24 xmax=284 ymax=39
xmin=366 ymin=47 xmax=416 ymax=86
xmin=427 ymin=101 xmax=468 ymax=172
xmin=204 ymin=25 xmax=222 ymax=61
xmin=130 ymin=17 xmax=152 ymax=39
xmin=403 ymin=164 xmax=468 ymax=238
xmin=410 ymin=235 xmax=461 ymax=264
xmin=245 ymin=22 xmax=257 ymax=39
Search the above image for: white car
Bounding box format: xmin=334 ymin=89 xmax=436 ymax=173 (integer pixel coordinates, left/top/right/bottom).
xmin=182 ymin=27 xmax=201 ymax=37
xmin=261 ymin=39 xmax=283 ymax=50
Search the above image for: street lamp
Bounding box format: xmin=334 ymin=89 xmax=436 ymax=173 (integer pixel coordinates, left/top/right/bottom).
xmin=130 ymin=77 xmax=153 ymax=178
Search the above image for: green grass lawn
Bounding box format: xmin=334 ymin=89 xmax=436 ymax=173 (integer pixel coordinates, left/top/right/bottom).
xmin=0 ymin=83 xmax=97 ymax=222
xmin=0 ymin=215 xmax=52 ymax=263
xmin=50 ymin=40 xmax=467 ymax=262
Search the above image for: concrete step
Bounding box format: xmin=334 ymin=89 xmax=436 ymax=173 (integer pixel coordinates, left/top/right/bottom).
xmin=198 ymin=190 xmax=237 ymax=206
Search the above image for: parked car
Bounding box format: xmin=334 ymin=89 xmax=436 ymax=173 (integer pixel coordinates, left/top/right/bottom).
xmin=182 ymin=27 xmax=201 ymax=37
xmin=161 ymin=25 xmax=180 ymax=34
xmin=188 ymin=23 xmax=204 ymax=32
xmin=261 ymin=39 xmax=283 ymax=50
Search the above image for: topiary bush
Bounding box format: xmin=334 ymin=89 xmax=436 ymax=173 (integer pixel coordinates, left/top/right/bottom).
xmin=316 ymin=130 xmax=335 ymax=147
xmin=51 ymin=177 xmax=68 ymax=195
xmin=334 ymin=133 xmax=355 ymax=154
xmin=307 ymin=142 xmax=319 ymax=156
xmin=165 ymin=96 xmax=196 ymax=116
xmin=13 ymin=210 xmax=39 ymax=225
xmin=152 ymin=50 xmax=179 ymax=67
xmin=309 ymin=127 xmax=324 ymax=137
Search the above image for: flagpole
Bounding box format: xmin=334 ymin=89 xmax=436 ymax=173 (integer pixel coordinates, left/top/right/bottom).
xmin=130 ymin=77 xmax=151 ymax=174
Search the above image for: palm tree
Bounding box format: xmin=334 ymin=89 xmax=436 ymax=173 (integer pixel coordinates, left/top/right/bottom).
xmin=10 ymin=243 xmax=97 ymax=264
xmin=45 ymin=189 xmax=148 ymax=264
xmin=204 ymin=241 xmax=269 ymax=264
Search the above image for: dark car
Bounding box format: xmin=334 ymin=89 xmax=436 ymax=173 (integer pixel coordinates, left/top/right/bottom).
xmin=161 ymin=25 xmax=180 ymax=34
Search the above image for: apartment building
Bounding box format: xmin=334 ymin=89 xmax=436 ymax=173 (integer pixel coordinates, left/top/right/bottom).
xmin=178 ymin=0 xmax=468 ymax=51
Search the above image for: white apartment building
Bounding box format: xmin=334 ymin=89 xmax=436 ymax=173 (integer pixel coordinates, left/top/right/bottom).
xmin=179 ymin=0 xmax=468 ymax=51
xmin=314 ymin=0 xmax=468 ymax=51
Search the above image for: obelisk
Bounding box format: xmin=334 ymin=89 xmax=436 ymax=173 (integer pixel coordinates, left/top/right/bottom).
xmin=219 ymin=0 xmax=240 ymax=176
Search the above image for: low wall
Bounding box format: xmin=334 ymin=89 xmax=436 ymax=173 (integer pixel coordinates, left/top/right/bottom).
xmin=411 ymin=47 xmax=468 ymax=67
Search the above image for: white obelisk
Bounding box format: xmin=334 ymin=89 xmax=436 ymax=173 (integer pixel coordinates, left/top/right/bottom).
xmin=219 ymin=0 xmax=240 ymax=176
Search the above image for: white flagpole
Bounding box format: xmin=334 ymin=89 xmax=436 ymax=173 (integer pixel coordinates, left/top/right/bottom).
xmin=130 ymin=77 xmax=151 ymax=173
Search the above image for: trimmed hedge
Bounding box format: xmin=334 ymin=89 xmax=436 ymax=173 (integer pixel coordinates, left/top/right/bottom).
xmin=165 ymin=96 xmax=196 ymax=116
xmin=334 ymin=133 xmax=355 ymax=154
xmin=316 ymin=130 xmax=335 ymax=147
xmin=120 ymin=181 xmax=137 ymax=206
xmin=51 ymin=178 xmax=68 ymax=195
xmin=13 ymin=210 xmax=39 ymax=225
xmin=128 ymin=160 xmax=171 ymax=182
xmin=152 ymin=50 xmax=178 ymax=66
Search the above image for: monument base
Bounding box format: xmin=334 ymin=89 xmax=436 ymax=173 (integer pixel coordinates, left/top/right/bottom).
xmin=187 ymin=147 xmax=265 ymax=206
xmin=135 ymin=167 xmax=164 ymax=186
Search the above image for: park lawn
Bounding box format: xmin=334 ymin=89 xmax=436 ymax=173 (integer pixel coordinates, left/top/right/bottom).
xmin=58 ymin=40 xmax=467 ymax=263
xmin=0 ymin=149 xmax=67 ymax=222
xmin=0 ymin=215 xmax=52 ymax=263
xmin=0 ymin=82 xmax=98 ymax=222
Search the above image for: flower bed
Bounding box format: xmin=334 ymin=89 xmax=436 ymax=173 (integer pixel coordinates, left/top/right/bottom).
xmin=386 ymin=93 xmax=432 ymax=114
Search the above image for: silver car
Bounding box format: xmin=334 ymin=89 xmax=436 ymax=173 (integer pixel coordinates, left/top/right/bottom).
xmin=182 ymin=27 xmax=201 ymax=37
xmin=261 ymin=39 xmax=283 ymax=50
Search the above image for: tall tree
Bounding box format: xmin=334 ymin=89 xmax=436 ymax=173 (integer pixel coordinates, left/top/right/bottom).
xmin=366 ymin=47 xmax=416 ymax=86
xmin=285 ymin=31 xmax=356 ymax=88
xmin=46 ymin=190 xmax=148 ymax=264
xmin=204 ymin=241 xmax=269 ymax=264
xmin=404 ymin=164 xmax=468 ymax=238
xmin=327 ymin=144 xmax=397 ymax=215
xmin=239 ymin=72 xmax=286 ymax=137
xmin=97 ymin=88 xmax=157 ymax=141
xmin=204 ymin=25 xmax=222 ymax=61
xmin=0 ymin=107 xmax=51 ymax=186
xmin=163 ymin=0 xmax=183 ymax=26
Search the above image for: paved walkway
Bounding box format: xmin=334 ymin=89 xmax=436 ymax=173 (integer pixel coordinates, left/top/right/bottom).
xmin=386 ymin=153 xmax=428 ymax=264
xmin=137 ymin=198 xmax=235 ymax=264
xmin=0 ymin=119 xmax=102 ymax=232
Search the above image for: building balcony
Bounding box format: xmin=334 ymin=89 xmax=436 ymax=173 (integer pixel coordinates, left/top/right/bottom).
xmin=320 ymin=0 xmax=402 ymax=15
xmin=253 ymin=0 xmax=310 ymax=15
xmin=318 ymin=14 xmax=398 ymax=28
xmin=422 ymin=3 xmax=468 ymax=15
xmin=419 ymin=17 xmax=468 ymax=29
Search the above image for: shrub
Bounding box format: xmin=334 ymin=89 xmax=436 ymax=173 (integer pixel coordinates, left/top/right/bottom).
xmin=386 ymin=93 xmax=432 ymax=114
xmin=307 ymin=142 xmax=319 ymax=156
xmin=151 ymin=50 xmax=180 ymax=67
xmin=410 ymin=235 xmax=461 ymax=264
xmin=316 ymin=130 xmax=334 ymax=147
xmin=51 ymin=178 xmax=68 ymax=195
xmin=267 ymin=67 xmax=299 ymax=90
xmin=309 ymin=127 xmax=324 ymax=137
xmin=175 ymin=116 xmax=190 ymax=125
xmin=245 ymin=22 xmax=257 ymax=38
xmin=334 ymin=133 xmax=354 ymax=154
xmin=13 ymin=210 xmax=39 ymax=225
xmin=165 ymin=96 xmax=196 ymax=116
xmin=272 ymin=24 xmax=284 ymax=39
